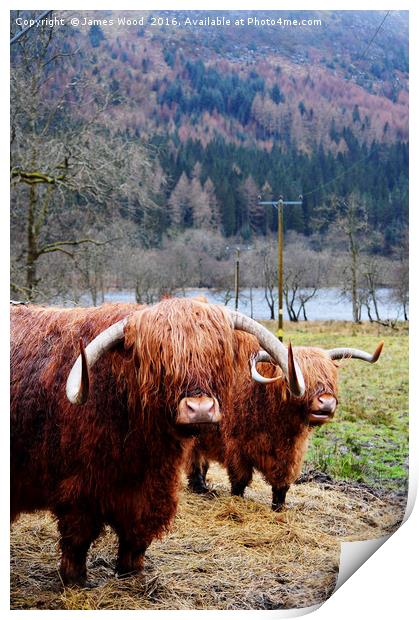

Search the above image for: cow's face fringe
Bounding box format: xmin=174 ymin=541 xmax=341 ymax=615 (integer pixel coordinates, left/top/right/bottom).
xmin=294 ymin=347 xmax=339 ymax=404
xmin=124 ymin=298 xmax=236 ymax=422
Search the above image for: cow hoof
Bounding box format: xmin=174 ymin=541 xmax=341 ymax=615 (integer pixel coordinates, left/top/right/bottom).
xmin=115 ymin=557 xmax=145 ymax=579
xmin=230 ymin=488 xmax=245 ymax=498
xmin=272 ymin=502 xmax=286 ymax=512
xmin=188 ymin=483 xmax=210 ymax=495
xmin=60 ymin=569 xmax=87 ymax=588
xmin=115 ymin=564 xmax=144 ymax=579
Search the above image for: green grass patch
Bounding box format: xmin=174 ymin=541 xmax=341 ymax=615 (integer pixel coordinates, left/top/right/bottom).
xmin=261 ymin=320 xmax=409 ymax=492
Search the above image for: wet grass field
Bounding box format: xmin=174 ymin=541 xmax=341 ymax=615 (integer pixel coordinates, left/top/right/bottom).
xmin=268 ymin=321 xmax=408 ymax=493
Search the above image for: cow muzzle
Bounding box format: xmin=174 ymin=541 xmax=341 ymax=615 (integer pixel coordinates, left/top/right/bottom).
xmin=309 ymin=394 xmax=337 ymax=426
xmin=177 ymin=396 xmax=221 ymax=425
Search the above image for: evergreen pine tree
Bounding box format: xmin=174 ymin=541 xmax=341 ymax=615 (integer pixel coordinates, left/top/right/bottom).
xmin=167 ymin=172 xmax=190 ymax=228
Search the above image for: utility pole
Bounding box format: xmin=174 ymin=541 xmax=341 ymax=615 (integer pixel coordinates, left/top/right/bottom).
xmin=226 ymin=245 xmax=251 ymax=312
xmin=258 ymin=196 xmax=303 ymax=341
xmin=277 ymin=197 xmax=284 ymax=340
xmin=234 ymin=247 xmax=240 ymax=311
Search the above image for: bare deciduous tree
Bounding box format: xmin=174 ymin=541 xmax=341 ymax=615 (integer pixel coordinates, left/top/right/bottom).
xmin=283 ymin=241 xmax=323 ymax=321
xmin=316 ymin=193 xmax=368 ymax=323
xmin=10 ymin=12 xmax=162 ymax=301
xmin=248 ymin=238 xmax=277 ymax=320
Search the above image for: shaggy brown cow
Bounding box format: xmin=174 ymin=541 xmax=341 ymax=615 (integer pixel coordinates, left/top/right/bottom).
xmin=11 ymin=298 xmax=305 ymax=584
xmin=186 ymin=331 xmax=383 ymax=511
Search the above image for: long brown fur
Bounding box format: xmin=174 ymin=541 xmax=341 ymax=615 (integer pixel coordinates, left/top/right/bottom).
xmin=186 ymin=331 xmax=340 ymax=510
xmin=11 ymin=299 xmax=235 ymax=585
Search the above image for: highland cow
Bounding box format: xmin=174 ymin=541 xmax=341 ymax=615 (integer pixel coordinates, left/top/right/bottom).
xmin=186 ymin=331 xmax=383 ymax=511
xmin=11 ymin=299 xmax=305 ymax=584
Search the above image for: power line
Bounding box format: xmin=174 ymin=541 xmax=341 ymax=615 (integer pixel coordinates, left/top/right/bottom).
xmin=302 ymin=12 xmax=393 ymax=198
xmin=302 ymin=145 xmax=383 ymax=198
xmin=359 ymin=11 xmax=391 ymax=61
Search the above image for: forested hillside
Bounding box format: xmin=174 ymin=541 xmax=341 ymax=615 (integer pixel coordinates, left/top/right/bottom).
xmin=73 ymin=10 xmax=409 ymax=245
xmin=10 ymin=10 xmax=409 ymax=305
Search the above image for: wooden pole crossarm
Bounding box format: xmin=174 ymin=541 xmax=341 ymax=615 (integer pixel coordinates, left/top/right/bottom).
xmin=258 ymin=197 xmax=303 ymax=341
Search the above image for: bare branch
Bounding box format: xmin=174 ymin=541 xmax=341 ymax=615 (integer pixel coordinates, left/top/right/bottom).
xmin=38 ymin=238 xmax=110 ymax=255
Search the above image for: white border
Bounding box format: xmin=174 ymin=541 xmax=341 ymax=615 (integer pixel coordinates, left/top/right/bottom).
xmin=3 ymin=2 xmax=416 ymax=618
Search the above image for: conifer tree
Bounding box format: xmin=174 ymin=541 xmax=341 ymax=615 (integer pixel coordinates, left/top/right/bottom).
xmin=203 ymin=178 xmax=221 ymax=230
xmin=244 ymin=176 xmax=264 ymax=235
xmin=167 ymin=172 xmax=190 ymax=228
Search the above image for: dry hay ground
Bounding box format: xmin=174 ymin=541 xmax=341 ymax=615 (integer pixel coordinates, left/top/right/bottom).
xmin=10 ymin=465 xmax=406 ymax=611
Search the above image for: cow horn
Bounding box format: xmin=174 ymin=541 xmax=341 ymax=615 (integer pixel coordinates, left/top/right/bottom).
xmin=228 ymin=310 xmax=305 ymax=397
xmin=66 ymin=318 xmax=128 ymax=405
xmin=287 ymin=342 xmax=302 ymax=396
xmin=250 ymin=351 xmax=281 ymax=384
xmin=327 ymin=341 xmax=384 ymax=363
xmin=77 ymin=337 xmax=89 ymax=405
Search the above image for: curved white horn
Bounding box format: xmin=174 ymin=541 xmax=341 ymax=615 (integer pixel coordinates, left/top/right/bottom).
xmin=327 ymin=341 xmax=384 ymax=363
xmin=250 ymin=351 xmax=282 ymax=384
xmin=66 ymin=318 xmax=128 ymax=405
xmin=227 ymin=310 xmax=305 ymax=397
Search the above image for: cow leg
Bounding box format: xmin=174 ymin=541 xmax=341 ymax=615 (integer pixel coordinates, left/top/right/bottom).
xmin=202 ymin=459 xmax=209 ymax=479
xmin=112 ymin=512 xmax=158 ymax=577
xmin=227 ymin=453 xmax=253 ymax=498
xmin=272 ymin=485 xmax=290 ymax=512
xmin=56 ymin=506 xmax=102 ymax=586
xmin=187 ymin=457 xmax=210 ymax=494
xmin=186 ymin=442 xmax=210 ymax=494
xmin=116 ymin=533 xmax=148 ymax=577
xmin=112 ymin=461 xmax=182 ymax=576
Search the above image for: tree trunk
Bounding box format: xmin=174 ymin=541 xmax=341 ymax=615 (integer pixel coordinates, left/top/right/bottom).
xmin=264 ymin=286 xmax=275 ymax=320
xmin=371 ymin=290 xmax=381 ymax=321
xmin=99 ymin=273 xmax=105 ymax=305
xmin=284 ymin=287 xmax=298 ymax=322
xmin=90 ymin=284 xmax=97 ymax=307
xmin=135 ymin=280 xmax=142 ymax=304
xmin=25 ymin=184 xmax=38 ymax=301
xmin=349 ymin=229 xmax=361 ymax=323
xmin=223 ymin=288 xmax=232 ymax=306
